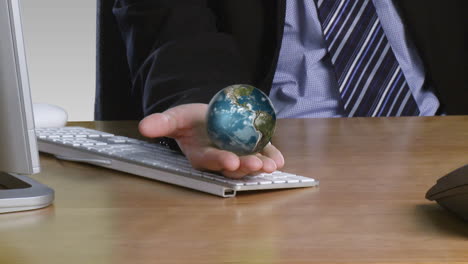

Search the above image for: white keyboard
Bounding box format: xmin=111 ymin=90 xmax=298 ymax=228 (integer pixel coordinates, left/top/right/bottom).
xmin=35 ymin=127 xmax=318 ymax=197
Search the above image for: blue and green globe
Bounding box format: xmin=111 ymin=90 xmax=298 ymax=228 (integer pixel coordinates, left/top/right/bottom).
xmin=206 ymin=84 xmax=276 ymax=155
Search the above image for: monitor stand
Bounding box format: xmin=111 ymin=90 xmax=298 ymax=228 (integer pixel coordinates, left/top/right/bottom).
xmin=0 ymin=172 xmax=54 ymax=213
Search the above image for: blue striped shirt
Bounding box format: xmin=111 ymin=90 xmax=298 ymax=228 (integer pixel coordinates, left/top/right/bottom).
xmin=270 ymin=0 xmax=440 ymax=118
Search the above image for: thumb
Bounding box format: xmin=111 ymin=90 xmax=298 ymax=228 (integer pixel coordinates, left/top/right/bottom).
xmin=138 ymin=103 xmax=208 ymax=138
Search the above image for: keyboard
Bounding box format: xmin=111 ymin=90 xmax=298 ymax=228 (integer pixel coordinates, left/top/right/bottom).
xmin=35 ymin=127 xmax=319 ymax=197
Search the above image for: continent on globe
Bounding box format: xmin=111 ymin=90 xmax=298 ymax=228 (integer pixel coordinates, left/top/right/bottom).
xmin=206 ymin=84 xmax=276 ymax=155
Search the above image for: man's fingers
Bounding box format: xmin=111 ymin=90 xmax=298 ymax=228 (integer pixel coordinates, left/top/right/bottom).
xmin=190 ymin=146 xmax=282 ymax=179
xmin=189 ymin=148 xmax=240 ymax=172
xmin=139 ymin=103 xmax=208 ymax=138
xmin=257 ymin=155 xmax=277 ymax=173
xmin=188 ymin=148 xmax=278 ymax=179
xmin=139 ymin=113 xmax=178 ymax=138
xmin=261 ymin=143 xmax=285 ymax=170
xmin=222 ymin=155 xmax=263 ymax=178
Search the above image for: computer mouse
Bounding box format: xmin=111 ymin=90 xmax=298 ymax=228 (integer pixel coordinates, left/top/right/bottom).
xmin=426 ymin=164 xmax=468 ymax=221
xmin=33 ymin=103 xmax=68 ymax=128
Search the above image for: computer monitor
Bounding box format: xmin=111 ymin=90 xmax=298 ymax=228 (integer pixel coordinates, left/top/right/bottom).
xmin=0 ymin=0 xmax=54 ymax=213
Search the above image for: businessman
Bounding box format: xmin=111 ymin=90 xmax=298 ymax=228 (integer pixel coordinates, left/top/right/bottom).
xmin=111 ymin=0 xmax=468 ymax=177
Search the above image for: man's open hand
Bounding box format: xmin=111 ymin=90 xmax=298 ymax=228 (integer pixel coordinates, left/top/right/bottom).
xmin=138 ymin=103 xmax=284 ymax=178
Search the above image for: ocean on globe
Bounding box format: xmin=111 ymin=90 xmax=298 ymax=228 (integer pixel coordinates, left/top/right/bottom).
xmin=206 ymin=84 xmax=276 ymax=155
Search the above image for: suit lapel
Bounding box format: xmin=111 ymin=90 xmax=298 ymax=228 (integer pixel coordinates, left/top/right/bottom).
xmin=393 ymin=0 xmax=468 ymax=114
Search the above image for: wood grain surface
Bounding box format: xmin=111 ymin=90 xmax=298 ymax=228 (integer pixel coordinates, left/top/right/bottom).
xmin=1 ymin=116 xmax=467 ymax=264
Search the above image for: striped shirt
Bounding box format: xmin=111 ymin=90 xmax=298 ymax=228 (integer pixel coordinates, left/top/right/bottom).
xmin=270 ymin=0 xmax=440 ymax=118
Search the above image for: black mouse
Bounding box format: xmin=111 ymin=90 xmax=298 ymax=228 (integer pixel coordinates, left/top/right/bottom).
xmin=426 ymin=164 xmax=468 ymax=221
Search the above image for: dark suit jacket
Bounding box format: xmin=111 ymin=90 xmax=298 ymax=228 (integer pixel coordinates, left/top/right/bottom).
xmin=107 ymin=0 xmax=468 ymax=119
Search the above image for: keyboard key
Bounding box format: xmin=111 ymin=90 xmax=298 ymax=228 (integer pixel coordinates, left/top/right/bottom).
xmin=300 ymin=178 xmax=316 ymax=183
xmin=285 ymin=179 xmax=300 ymax=183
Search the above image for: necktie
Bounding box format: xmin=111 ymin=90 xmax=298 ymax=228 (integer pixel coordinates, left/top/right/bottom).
xmin=315 ymin=0 xmax=420 ymax=117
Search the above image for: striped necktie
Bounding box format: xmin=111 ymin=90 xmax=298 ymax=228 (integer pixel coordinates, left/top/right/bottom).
xmin=315 ymin=0 xmax=420 ymax=117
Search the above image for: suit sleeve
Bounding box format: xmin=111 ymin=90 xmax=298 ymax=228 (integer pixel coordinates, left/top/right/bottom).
xmin=113 ymin=0 xmax=251 ymax=116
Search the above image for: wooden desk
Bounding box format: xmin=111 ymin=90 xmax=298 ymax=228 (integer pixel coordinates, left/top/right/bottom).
xmin=1 ymin=117 xmax=467 ymax=264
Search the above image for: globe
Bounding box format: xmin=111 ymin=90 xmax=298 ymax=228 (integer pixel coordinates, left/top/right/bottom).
xmin=206 ymin=84 xmax=276 ymax=155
